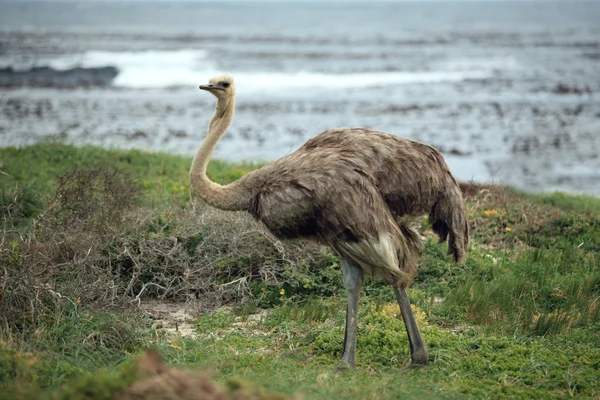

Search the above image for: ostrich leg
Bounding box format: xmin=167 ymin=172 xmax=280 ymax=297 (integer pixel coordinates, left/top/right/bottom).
xmin=394 ymin=287 xmax=429 ymax=365
xmin=337 ymin=259 xmax=363 ymax=371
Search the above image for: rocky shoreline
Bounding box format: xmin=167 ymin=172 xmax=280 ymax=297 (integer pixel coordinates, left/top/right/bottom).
xmin=2 ymin=87 xmax=599 ymax=195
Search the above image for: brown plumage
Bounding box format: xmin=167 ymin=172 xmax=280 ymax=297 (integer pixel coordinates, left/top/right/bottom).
xmin=190 ymin=75 xmax=468 ymax=369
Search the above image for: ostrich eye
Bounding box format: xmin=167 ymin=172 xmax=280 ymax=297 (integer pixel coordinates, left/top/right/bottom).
xmin=221 ymin=82 xmax=230 ymax=88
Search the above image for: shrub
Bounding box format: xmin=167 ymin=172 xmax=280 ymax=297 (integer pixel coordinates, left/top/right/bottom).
xmin=1 ymin=166 xmax=336 ymax=338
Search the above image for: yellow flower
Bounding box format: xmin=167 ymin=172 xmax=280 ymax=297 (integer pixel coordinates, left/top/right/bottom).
xmin=505 ymin=227 xmax=512 ymax=232
xmin=170 ymin=344 xmax=182 ymax=350
xmin=483 ymin=209 xmax=498 ymax=217
xmin=584 ymin=222 xmax=589 ymax=227
xmin=280 ymin=288 xmax=285 ymax=295
xmin=76 ymin=298 xmax=81 ymax=304
xmin=83 ymin=313 xmax=90 ymax=318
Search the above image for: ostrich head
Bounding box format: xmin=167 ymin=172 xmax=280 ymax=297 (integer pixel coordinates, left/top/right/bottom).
xmin=199 ymin=75 xmax=235 ymax=99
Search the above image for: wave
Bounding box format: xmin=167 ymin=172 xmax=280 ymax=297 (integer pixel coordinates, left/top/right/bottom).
xmin=229 ymin=70 xmax=491 ymax=93
xmin=48 ymin=49 xmax=212 ymax=89
xmin=9 ymin=49 xmax=505 ymax=90
xmin=0 ymin=66 xmax=118 ymax=88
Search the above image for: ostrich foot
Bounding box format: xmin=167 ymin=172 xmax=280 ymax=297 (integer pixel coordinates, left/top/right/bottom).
xmin=336 ymin=359 xmax=356 ymax=372
xmin=408 ymin=349 xmax=429 ymax=367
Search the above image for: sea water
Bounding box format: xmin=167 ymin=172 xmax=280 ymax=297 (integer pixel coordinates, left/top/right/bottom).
xmin=1 ymin=1 xmax=599 ymax=194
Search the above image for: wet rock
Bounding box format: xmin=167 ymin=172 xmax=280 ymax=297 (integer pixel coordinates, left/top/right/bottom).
xmin=0 ymin=66 xmax=118 ymax=88
xmin=551 ymin=83 xmax=592 ymax=95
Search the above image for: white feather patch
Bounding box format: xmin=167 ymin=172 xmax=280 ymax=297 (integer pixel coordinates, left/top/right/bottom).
xmin=334 ymin=234 xmax=410 ymax=286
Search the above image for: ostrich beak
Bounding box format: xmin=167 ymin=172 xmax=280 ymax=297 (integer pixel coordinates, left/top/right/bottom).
xmin=199 ymin=84 xmax=225 ymax=91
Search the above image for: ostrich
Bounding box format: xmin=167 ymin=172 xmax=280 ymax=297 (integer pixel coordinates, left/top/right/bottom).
xmin=190 ymin=75 xmax=468 ymax=369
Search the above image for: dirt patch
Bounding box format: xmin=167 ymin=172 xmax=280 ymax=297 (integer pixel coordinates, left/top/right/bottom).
xmin=140 ymin=300 xmax=200 ymax=338
xmin=139 ymin=301 xmax=271 ymax=338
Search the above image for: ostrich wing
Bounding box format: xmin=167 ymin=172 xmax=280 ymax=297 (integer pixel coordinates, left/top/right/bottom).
xmin=248 ymin=153 xmax=422 ymax=287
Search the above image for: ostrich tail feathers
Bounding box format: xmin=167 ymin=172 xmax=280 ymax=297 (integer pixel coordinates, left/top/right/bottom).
xmin=429 ymin=184 xmax=469 ymax=264
xmin=333 ymin=224 xmax=423 ymax=288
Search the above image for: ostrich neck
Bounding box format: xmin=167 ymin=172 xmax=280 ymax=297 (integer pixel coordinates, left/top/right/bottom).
xmin=196 ymin=97 xmax=234 ymax=175
xmin=190 ymin=96 xmax=252 ymax=211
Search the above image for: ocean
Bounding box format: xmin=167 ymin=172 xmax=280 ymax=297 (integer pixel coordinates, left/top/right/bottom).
xmin=1 ymin=1 xmax=599 ymax=194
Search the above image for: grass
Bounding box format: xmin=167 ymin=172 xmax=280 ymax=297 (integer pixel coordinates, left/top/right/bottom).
xmin=159 ymin=295 xmax=600 ymax=399
xmin=0 ymin=141 xmax=263 ymax=224
xmin=528 ymin=191 xmax=600 ymax=215
xmin=1 ymin=143 xmax=599 ymax=399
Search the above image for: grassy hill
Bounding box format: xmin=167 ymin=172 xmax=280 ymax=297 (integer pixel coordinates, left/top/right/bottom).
xmin=1 ymin=143 xmax=599 ymax=399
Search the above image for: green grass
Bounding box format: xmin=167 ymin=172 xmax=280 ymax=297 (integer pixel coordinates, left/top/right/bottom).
xmin=0 ymin=141 xmax=262 ymax=223
xmin=528 ymin=192 xmax=600 ymax=215
xmin=158 ymin=294 xmax=600 ymax=399
xmin=1 ymin=143 xmax=600 ymax=399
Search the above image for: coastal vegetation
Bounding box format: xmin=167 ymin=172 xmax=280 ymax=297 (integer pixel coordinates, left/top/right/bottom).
xmin=1 ymin=143 xmax=599 ymax=399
